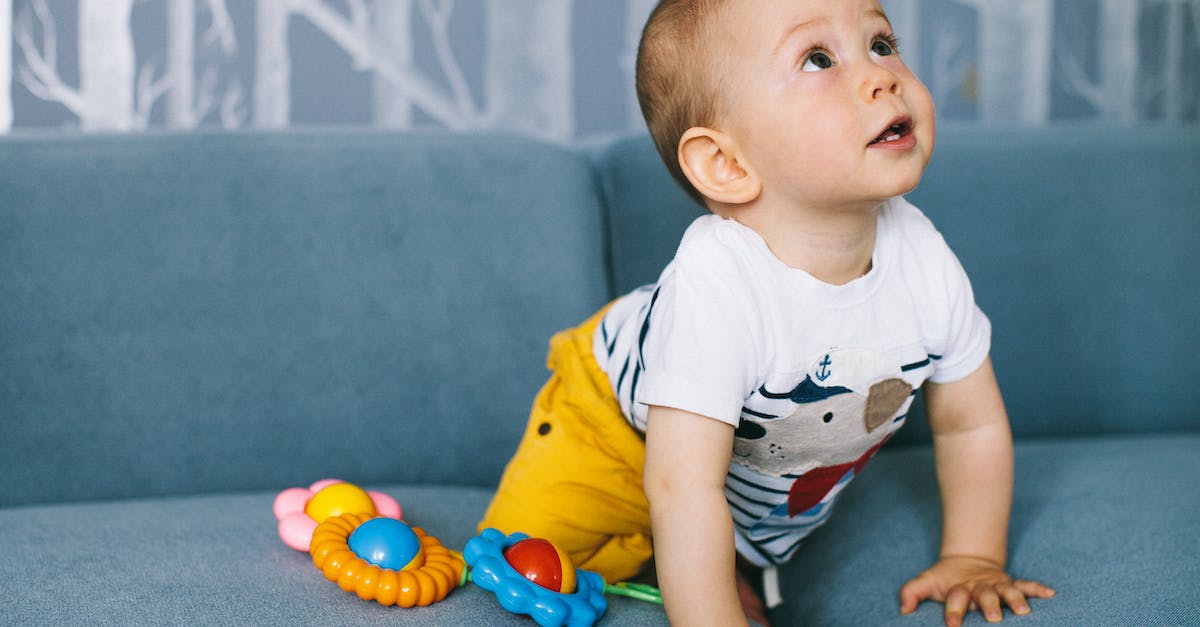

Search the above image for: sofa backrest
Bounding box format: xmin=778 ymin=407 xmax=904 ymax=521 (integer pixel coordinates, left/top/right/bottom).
xmin=0 ymin=132 xmax=609 ymax=507
xmin=3 ymin=128 xmax=1196 ymax=507
xmin=593 ymin=127 xmax=1200 ymax=444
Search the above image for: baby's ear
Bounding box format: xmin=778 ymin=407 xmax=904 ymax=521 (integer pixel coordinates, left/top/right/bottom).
xmin=677 ymin=127 xmax=762 ymax=206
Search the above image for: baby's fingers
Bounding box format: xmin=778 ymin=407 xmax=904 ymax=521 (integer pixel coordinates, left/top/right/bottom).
xmin=943 ymin=586 xmax=973 ymax=627
xmin=899 ymin=576 xmax=936 ymax=615
xmin=973 ymin=586 xmax=1003 ymax=623
xmin=997 ymin=583 xmax=1031 ymax=616
xmin=1013 ymin=579 xmax=1056 ymax=599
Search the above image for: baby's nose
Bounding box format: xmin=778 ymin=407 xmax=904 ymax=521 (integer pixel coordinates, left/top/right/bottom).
xmin=862 ymin=65 xmax=901 ymax=102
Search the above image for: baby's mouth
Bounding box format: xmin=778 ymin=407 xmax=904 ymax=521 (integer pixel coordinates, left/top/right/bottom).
xmin=869 ymin=118 xmax=912 ymax=145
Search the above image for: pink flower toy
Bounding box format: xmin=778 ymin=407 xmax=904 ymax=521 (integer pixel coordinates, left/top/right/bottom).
xmin=273 ymin=478 xmax=402 ymax=551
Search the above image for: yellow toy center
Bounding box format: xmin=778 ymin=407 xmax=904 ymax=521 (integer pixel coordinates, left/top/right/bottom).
xmin=305 ymin=483 xmax=377 ymax=522
xmin=400 ymin=544 xmax=426 ymax=571
xmin=554 ymin=543 xmax=577 ymax=595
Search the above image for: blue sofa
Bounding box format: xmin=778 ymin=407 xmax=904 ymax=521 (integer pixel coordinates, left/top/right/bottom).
xmin=1 ymin=127 xmax=1196 ymax=626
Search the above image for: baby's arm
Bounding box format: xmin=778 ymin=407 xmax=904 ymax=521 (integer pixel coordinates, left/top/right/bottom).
xmin=644 ymin=404 xmax=748 ymax=627
xmin=899 ymin=357 xmax=1055 ymax=626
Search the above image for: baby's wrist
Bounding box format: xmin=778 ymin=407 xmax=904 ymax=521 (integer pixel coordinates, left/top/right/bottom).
xmin=937 ymin=552 xmax=1006 ymax=570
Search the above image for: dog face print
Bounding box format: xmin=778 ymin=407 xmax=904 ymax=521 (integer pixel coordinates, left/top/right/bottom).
xmin=732 ymin=348 xmax=913 ymax=476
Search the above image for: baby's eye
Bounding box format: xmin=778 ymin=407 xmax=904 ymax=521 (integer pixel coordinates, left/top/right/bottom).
xmin=801 ymin=50 xmax=834 ymax=73
xmin=870 ymin=35 xmax=898 ymax=57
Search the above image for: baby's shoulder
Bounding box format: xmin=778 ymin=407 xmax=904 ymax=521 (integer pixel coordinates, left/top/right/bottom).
xmin=883 ymin=197 xmax=941 ymax=238
xmin=882 ymin=197 xmax=958 ymax=261
xmin=673 ymin=214 xmax=772 ymax=270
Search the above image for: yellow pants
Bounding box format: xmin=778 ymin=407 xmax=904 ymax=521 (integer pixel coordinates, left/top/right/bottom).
xmin=478 ymin=306 xmax=653 ymax=583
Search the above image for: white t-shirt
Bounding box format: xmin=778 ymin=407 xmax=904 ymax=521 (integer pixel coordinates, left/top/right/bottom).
xmin=593 ymin=196 xmax=991 ymax=566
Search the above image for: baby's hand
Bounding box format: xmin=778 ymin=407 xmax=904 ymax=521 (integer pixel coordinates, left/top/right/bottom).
xmin=898 ymin=555 xmax=1055 ymax=627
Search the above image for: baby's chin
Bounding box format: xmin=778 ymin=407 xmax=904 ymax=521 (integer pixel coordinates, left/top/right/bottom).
xmin=883 ymin=151 xmax=933 ymax=198
xmin=894 ymin=172 xmax=926 ymax=197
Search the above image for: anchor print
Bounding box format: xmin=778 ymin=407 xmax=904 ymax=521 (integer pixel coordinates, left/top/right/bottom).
xmin=814 ymin=354 xmax=833 ymax=382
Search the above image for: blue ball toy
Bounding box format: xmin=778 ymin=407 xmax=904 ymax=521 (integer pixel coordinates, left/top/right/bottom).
xmin=347 ymin=517 xmax=424 ymax=571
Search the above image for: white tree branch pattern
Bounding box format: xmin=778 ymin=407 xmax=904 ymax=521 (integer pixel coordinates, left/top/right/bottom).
xmin=2 ymin=0 xmax=1197 ymax=135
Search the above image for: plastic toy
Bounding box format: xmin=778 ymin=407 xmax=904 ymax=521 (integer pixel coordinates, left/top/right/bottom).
xmin=273 ymin=483 xmax=661 ymax=626
xmin=273 ymin=479 xmax=401 ymax=551
xmin=503 ymin=538 xmax=577 ymax=594
xmin=463 ymin=528 xmax=663 ymax=627
xmin=464 ymin=528 xmax=606 ymax=627
xmin=348 ymin=518 xmax=425 ymax=571
xmin=309 ymin=511 xmax=462 ymax=607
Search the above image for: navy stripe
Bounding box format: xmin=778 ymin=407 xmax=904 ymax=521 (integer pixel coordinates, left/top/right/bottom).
xmin=741 ymin=531 xmax=803 ymax=564
xmin=727 ymin=497 xmax=760 ymax=521
xmin=774 ymin=535 xmax=807 ymax=561
xmin=627 ymin=365 xmax=641 ymax=411
xmin=615 ymin=356 xmax=631 ymax=394
xmin=748 ymin=528 xmax=800 ymax=546
xmin=600 ymin=318 xmax=610 ymax=354
xmin=725 ymin=486 xmax=780 ymax=510
xmin=748 ymin=513 xmax=819 ymax=535
xmin=741 ymin=407 xmax=778 ymax=420
xmin=724 ymin=504 xmax=763 ymax=528
xmin=730 ymin=509 xmax=759 ymax=531
xmin=636 ymin=287 xmax=661 ymax=368
xmin=737 ymin=533 xmax=772 ymax=565
xmin=757 ymin=385 xmax=791 ymax=400
xmin=726 ymin=470 xmax=790 ymax=495
xmin=902 ymin=353 xmax=944 ymax=372
xmin=606 ymin=324 xmax=621 ymax=356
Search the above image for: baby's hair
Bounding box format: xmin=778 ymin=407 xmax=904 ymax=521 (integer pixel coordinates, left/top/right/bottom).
xmin=636 ymin=0 xmax=730 ymax=206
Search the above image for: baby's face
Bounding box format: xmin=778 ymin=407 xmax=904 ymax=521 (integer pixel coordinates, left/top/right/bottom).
xmin=716 ymin=0 xmax=936 ymax=211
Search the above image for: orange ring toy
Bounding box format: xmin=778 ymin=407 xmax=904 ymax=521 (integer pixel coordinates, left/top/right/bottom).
xmin=309 ymin=512 xmax=463 ymax=607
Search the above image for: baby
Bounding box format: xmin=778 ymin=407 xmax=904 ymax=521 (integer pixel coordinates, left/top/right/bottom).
xmin=481 ymin=1 xmax=1055 ymax=625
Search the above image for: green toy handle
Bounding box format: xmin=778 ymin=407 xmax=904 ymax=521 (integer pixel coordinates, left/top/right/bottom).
xmin=459 ymin=568 xmax=663 ymax=605
xmin=603 ymin=581 xmax=663 ymax=605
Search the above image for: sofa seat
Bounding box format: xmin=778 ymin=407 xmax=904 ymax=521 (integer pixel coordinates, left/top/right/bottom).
xmin=0 ymin=483 xmax=669 ymax=626
xmin=782 ymin=432 xmax=1200 ymax=626
xmin=5 ymin=432 xmax=1194 ymax=625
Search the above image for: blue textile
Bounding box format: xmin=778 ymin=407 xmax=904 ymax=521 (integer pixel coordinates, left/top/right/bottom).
xmin=1 ymin=436 xmax=1193 ymax=625
xmin=0 ymin=132 xmax=609 ymax=506
xmin=1 ymin=128 xmax=1197 ymax=625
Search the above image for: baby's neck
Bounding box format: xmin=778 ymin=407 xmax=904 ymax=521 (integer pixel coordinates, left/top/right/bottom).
xmin=736 ymin=201 xmax=881 ymax=286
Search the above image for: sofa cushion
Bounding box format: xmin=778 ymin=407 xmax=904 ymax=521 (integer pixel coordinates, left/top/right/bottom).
xmin=905 ymin=127 xmax=1200 ymax=442
xmin=778 ymin=432 xmax=1199 ymax=626
xmin=3 ymin=433 xmax=1194 ymax=625
xmin=0 ymin=484 xmax=668 ymax=625
xmin=590 ymin=135 xmax=702 ymax=297
xmin=0 ymin=132 xmax=611 ymax=507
